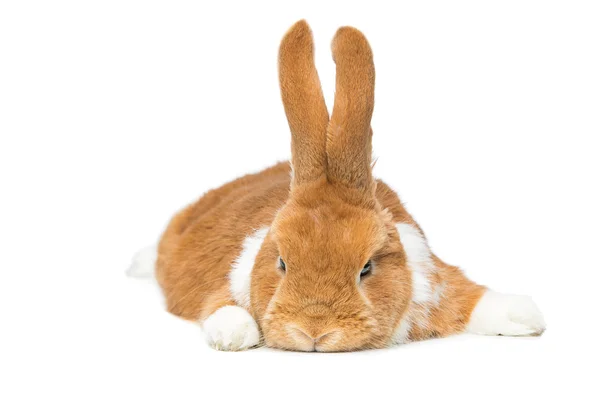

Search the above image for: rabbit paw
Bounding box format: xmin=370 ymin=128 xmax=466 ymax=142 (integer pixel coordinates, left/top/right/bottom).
xmin=202 ymin=306 xmax=260 ymax=351
xmin=467 ymin=290 xmax=546 ymax=336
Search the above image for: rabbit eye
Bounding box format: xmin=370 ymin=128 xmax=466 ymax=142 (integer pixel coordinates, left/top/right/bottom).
xmin=360 ymin=261 xmax=372 ymax=278
xmin=279 ymin=257 xmax=286 ymax=272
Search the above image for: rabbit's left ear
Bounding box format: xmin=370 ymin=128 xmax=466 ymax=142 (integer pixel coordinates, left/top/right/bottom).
xmin=326 ymin=27 xmax=375 ymax=192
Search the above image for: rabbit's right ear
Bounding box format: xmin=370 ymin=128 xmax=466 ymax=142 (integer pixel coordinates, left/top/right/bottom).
xmin=279 ymin=20 xmax=330 ymax=188
xmin=326 ymin=27 xmax=375 ymax=192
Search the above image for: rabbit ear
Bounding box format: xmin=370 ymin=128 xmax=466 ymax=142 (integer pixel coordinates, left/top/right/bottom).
xmin=279 ymin=20 xmax=330 ymax=187
xmin=327 ymin=27 xmax=375 ymax=191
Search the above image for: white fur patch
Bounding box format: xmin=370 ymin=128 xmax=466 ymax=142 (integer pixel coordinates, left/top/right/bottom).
xmin=229 ymin=227 xmax=268 ymax=309
xmin=127 ymin=245 xmax=158 ymax=278
xmin=202 ymin=306 xmax=260 ymax=351
xmin=390 ymin=223 xmax=437 ymax=344
xmin=396 ymin=223 xmax=433 ymax=304
xmin=467 ymin=290 xmax=546 ymax=336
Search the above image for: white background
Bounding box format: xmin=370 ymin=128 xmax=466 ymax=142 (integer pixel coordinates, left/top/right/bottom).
xmin=1 ymin=1 xmax=599 ymax=399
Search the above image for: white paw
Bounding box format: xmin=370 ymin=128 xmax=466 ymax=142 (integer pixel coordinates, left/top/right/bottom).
xmin=467 ymin=290 xmax=546 ymax=336
xmin=202 ymin=306 xmax=260 ymax=351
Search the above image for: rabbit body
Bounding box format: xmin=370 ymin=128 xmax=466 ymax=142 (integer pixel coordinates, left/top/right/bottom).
xmin=134 ymin=21 xmax=545 ymax=352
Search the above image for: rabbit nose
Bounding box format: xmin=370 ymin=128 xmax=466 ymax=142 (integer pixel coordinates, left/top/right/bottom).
xmin=291 ymin=325 xmax=337 ymax=347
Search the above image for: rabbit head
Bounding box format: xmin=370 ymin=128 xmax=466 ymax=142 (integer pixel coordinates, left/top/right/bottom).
xmin=247 ymin=21 xmax=413 ymax=352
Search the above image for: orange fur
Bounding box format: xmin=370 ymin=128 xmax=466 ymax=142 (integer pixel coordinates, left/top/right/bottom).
xmin=155 ymin=20 xmax=486 ymax=351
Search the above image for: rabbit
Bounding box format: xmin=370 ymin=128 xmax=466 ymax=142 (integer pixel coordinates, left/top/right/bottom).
xmin=129 ymin=20 xmax=545 ymax=352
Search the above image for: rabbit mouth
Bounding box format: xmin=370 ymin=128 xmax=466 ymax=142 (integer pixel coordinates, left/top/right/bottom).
xmin=261 ymin=307 xmax=380 ymax=352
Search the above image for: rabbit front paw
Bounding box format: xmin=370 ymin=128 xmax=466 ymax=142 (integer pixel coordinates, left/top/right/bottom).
xmin=202 ymin=306 xmax=260 ymax=351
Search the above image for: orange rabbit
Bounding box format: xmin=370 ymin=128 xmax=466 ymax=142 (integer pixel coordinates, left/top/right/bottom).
xmin=129 ymin=20 xmax=545 ymax=352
